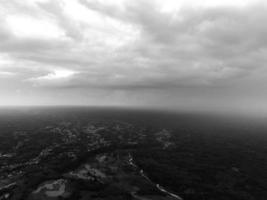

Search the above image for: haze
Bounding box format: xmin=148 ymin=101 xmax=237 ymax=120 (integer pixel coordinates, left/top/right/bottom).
xmin=1 ymin=0 xmax=267 ymax=115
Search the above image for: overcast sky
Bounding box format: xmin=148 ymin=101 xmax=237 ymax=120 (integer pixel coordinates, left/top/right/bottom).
xmin=0 ymin=0 xmax=267 ymax=114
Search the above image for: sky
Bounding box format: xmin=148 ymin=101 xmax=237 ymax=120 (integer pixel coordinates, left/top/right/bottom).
xmin=0 ymin=0 xmax=267 ymax=114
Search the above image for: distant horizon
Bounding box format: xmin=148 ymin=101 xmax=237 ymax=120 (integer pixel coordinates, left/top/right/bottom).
xmin=1 ymin=104 xmax=267 ymax=119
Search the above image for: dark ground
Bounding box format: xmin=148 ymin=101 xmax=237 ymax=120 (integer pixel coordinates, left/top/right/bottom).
xmin=0 ymin=106 xmax=267 ymax=200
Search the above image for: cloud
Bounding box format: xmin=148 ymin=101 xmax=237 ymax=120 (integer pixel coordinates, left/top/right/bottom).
xmin=26 ymin=68 xmax=79 ymax=88
xmin=0 ymin=71 xmax=16 ymax=77
xmin=1 ymin=0 xmax=267 ymax=109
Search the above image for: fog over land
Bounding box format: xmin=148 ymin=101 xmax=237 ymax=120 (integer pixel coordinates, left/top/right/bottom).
xmin=0 ymin=0 xmax=267 ymax=115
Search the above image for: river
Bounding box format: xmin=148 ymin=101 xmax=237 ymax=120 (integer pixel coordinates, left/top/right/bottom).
xmin=128 ymin=154 xmax=183 ymax=200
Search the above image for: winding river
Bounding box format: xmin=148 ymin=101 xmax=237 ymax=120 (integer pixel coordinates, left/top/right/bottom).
xmin=128 ymin=154 xmax=183 ymax=200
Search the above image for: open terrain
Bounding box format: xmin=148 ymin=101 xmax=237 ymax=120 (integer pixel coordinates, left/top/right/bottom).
xmin=0 ymin=107 xmax=267 ymax=200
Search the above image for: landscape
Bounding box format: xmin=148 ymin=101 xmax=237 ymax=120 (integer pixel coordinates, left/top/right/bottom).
xmin=0 ymin=107 xmax=267 ymax=200
xmin=1 ymin=0 xmax=267 ymax=199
